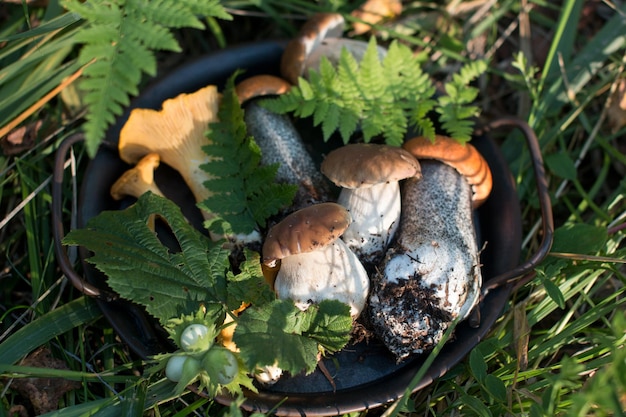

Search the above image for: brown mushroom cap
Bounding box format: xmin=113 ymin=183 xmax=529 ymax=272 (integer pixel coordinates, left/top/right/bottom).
xmin=235 ymin=75 xmax=291 ymax=105
xmin=402 ymin=135 xmax=493 ymax=207
xmin=321 ymin=143 xmax=421 ymax=189
xmin=262 ymin=202 xmax=351 ymax=266
xmin=280 ymin=13 xmax=345 ymax=84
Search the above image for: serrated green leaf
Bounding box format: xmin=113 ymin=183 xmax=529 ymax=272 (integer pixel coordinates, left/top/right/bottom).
xmin=262 ymin=37 xmax=477 ymax=146
xmin=62 ymin=193 xmax=229 ymax=322
xmin=303 ymin=300 xmax=352 ymax=353
xmin=234 ymin=299 xmax=352 ymax=376
xmin=226 ymin=250 xmax=275 ymax=310
xmin=234 ymin=300 xmax=320 ymax=375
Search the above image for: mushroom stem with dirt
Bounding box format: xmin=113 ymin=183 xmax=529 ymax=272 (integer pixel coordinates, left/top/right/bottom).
xmin=366 ymin=136 xmax=492 ymax=361
xmin=262 ymin=202 xmax=370 ymax=319
xmin=321 ymin=143 xmax=421 ymax=267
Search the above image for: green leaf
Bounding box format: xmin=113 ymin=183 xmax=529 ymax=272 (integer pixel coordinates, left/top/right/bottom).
xmin=234 ymin=300 xmax=320 ymax=375
xmin=551 ymin=223 xmax=608 ymax=254
xmin=226 ymin=250 xmax=276 ymax=310
xmin=301 ymin=300 xmax=352 ymax=353
xmin=483 ymin=374 xmax=507 ymax=403
xmin=199 ymin=74 xmax=296 ymax=235
xmin=0 ymin=297 xmax=101 ymax=365
xmin=263 ymin=38 xmax=474 ymax=146
xmin=469 ymin=348 xmax=488 ymax=382
xmin=63 ymin=193 xmax=229 ymax=323
xmin=543 ymin=278 xmax=566 ymax=310
xmin=545 ymin=153 xmax=577 ymax=180
xmin=233 ymin=299 xmax=352 ymax=375
xmin=61 ymin=0 xmax=232 ymax=157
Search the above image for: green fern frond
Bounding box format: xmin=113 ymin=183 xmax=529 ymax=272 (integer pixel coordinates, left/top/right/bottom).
xmin=264 ymin=36 xmax=481 ymax=146
xmin=62 ymin=0 xmax=231 ymax=157
xmin=434 ymin=59 xmax=488 ymax=143
xmin=199 ymin=75 xmax=296 ymax=236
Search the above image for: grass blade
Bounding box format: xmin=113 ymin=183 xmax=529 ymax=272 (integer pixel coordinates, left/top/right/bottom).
xmin=0 ymin=297 xmax=102 ymax=365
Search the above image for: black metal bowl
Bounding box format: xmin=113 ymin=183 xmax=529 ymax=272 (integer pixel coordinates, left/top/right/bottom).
xmin=53 ymin=40 xmax=553 ymax=416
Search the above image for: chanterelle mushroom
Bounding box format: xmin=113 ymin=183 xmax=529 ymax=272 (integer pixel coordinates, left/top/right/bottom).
xmin=321 ymin=143 xmax=421 ymax=267
xmin=110 ymin=153 xmax=165 ymax=200
xmin=262 ymin=202 xmax=370 ymax=319
xmin=118 ymin=85 xmax=261 ymax=244
xmin=118 ymin=85 xmax=219 ymax=220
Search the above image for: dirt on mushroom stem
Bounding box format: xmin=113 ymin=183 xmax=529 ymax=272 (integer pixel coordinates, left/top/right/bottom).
xmin=366 ymin=161 xmax=482 ymax=361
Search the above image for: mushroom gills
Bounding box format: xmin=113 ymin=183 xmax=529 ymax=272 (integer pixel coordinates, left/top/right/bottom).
xmin=244 ymin=101 xmax=332 ymax=210
xmin=367 ymin=161 xmax=482 ymax=361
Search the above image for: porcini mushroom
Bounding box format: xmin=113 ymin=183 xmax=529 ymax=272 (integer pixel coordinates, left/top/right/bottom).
xmin=262 ymin=202 xmax=369 ymax=319
xmin=235 ymin=74 xmax=291 ymax=105
xmin=110 ymin=153 xmax=165 ymax=200
xmin=280 ymin=13 xmax=386 ymax=84
xmin=321 ymin=143 xmax=421 ymax=266
xmin=366 ymin=136 xmax=492 ymax=361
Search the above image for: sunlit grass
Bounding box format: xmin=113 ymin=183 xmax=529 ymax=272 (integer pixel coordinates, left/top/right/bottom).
xmin=1 ymin=0 xmax=625 ymax=416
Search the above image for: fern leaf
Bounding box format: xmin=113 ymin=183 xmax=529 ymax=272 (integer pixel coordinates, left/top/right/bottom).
xmin=62 ymin=0 xmax=231 ymax=157
xmin=434 ymin=59 xmax=487 ymax=142
xmin=263 ymin=38 xmax=448 ymax=146
xmin=199 ymin=75 xmax=296 ymax=234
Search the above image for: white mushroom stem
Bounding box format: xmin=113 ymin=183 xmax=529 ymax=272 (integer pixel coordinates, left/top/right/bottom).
xmin=338 ymin=181 xmax=401 ymax=266
xmin=254 ymin=363 xmax=283 ymax=386
xmin=274 ymin=238 xmax=370 ymax=319
xmin=367 ymin=161 xmax=482 ymax=361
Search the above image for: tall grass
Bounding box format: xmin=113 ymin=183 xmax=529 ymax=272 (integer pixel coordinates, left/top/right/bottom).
xmin=1 ymin=1 xmax=624 ymax=416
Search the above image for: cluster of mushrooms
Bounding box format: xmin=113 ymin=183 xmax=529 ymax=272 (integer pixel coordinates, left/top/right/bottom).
xmin=110 ymin=13 xmax=494 ymax=383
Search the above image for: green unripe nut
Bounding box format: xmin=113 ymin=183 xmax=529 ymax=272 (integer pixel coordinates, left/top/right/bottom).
xmin=202 ymin=347 xmax=239 ymax=385
xmin=165 ymin=355 xmax=187 ymax=382
xmin=180 ymin=324 xmax=214 ymax=352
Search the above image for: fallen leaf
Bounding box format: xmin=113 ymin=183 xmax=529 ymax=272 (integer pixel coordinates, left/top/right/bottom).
xmin=607 ymin=78 xmax=626 ymax=133
xmin=350 ymin=0 xmax=402 ymax=35
xmin=1 ymin=120 xmax=42 ymax=155
xmin=9 ymin=347 xmax=82 ymax=415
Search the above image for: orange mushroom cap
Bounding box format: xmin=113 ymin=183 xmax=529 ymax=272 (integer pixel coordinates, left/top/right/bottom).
xmin=402 ymin=135 xmax=493 ymax=207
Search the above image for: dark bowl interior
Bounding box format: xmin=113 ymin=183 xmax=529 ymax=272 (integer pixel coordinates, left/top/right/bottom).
xmin=77 ymin=40 xmax=522 ymax=416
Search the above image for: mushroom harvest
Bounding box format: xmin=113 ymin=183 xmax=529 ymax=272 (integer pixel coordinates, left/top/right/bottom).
xmin=262 ymin=202 xmax=370 ymax=319
xmin=366 ymin=136 xmax=492 ymax=361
